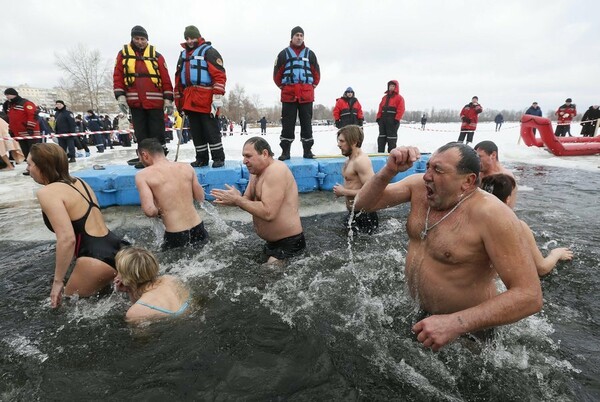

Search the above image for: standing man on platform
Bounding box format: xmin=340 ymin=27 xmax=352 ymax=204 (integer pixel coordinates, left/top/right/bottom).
xmin=113 ymin=25 xmax=174 ymax=168
xmin=457 ymin=96 xmax=483 ymax=145
xmin=273 ymin=26 xmax=321 ymax=160
xmin=174 ymin=25 xmax=227 ymax=168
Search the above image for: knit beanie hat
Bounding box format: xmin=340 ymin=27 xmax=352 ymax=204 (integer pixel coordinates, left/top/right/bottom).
xmin=131 ymin=25 xmax=148 ymax=39
xmin=4 ymin=88 xmax=18 ymax=96
xmin=565 ymin=98 xmax=572 ymax=103
xmin=345 ymin=87 xmax=354 ymax=93
xmin=55 ymin=100 xmax=66 ymax=107
xmin=291 ymin=26 xmax=304 ymax=38
xmin=184 ymin=25 xmax=201 ymax=39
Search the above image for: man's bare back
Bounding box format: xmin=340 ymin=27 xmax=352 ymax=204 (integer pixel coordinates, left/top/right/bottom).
xmin=136 ymin=159 xmax=204 ymax=232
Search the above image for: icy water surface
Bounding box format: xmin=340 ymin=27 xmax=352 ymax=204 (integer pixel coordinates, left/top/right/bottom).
xmin=1 ymin=163 xmax=599 ymax=401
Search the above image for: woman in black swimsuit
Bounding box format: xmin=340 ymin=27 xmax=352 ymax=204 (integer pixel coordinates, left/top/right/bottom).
xmin=27 ymin=143 xmax=127 ymax=308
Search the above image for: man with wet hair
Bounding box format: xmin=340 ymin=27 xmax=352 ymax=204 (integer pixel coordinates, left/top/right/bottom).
xmin=210 ymin=136 xmax=306 ymax=263
xmin=333 ymin=125 xmax=378 ymax=234
xmin=355 ymin=142 xmax=542 ymax=351
xmin=474 ymin=140 xmax=517 ymax=207
xmin=135 ymin=138 xmax=208 ymax=250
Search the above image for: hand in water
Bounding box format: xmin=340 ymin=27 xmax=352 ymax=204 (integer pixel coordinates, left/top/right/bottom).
xmin=412 ymin=314 xmax=464 ymax=351
xmin=50 ymin=281 xmax=64 ymax=308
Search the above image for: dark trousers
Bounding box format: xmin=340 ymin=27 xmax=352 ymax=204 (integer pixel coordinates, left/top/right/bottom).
xmin=187 ymin=111 xmax=225 ymax=163
xmin=130 ymin=108 xmax=166 ymax=148
xmin=555 ymin=124 xmax=570 ymax=137
xmin=280 ymin=102 xmax=314 ymax=147
xmin=19 ymin=138 xmax=42 ymax=158
xmin=58 ymin=136 xmax=76 ymax=158
xmin=377 ymin=118 xmax=399 ymax=153
xmin=457 ymin=130 xmax=475 ymax=143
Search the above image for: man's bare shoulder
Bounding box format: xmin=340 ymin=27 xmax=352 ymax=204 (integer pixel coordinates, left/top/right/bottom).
xmin=469 ymin=190 xmax=515 ymax=221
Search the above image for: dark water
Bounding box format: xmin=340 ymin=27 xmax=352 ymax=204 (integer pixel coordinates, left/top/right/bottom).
xmin=1 ymin=164 xmax=599 ymax=401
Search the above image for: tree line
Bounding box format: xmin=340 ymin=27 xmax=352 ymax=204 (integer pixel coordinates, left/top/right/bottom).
xmin=54 ymin=44 xmax=564 ymax=124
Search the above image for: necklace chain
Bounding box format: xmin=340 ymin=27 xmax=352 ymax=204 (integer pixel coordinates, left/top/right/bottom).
xmin=420 ymin=191 xmax=476 ymax=240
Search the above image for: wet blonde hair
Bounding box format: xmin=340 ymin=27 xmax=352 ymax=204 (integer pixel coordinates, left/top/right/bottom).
xmin=115 ymin=247 xmax=159 ymax=288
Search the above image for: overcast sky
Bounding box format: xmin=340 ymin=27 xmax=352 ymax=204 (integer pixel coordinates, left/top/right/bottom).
xmin=2 ymin=0 xmax=599 ymax=114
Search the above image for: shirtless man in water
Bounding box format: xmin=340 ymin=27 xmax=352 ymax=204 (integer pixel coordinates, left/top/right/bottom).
xmin=210 ymin=137 xmax=305 ymax=263
xmin=135 ymin=138 xmax=208 ymax=249
xmin=474 ymin=140 xmax=517 ymax=207
xmin=355 ymin=142 xmax=542 ymax=351
xmin=332 ymin=125 xmax=378 ymax=234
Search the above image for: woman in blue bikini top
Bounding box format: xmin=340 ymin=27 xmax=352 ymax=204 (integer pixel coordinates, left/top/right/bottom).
xmin=114 ymin=247 xmax=190 ymax=322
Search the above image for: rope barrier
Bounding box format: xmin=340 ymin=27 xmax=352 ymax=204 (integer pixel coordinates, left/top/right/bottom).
xmin=3 ymin=119 xmax=597 ymax=141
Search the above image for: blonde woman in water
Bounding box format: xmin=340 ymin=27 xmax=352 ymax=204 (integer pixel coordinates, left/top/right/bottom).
xmin=114 ymin=247 xmax=190 ymax=321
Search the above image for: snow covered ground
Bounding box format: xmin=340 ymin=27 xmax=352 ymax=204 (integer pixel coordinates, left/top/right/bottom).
xmin=1 ymin=121 xmax=598 ymax=207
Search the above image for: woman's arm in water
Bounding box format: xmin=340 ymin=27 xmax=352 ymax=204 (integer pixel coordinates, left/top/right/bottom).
xmin=522 ymin=221 xmax=573 ymax=276
xmin=37 ymin=187 xmax=76 ymax=308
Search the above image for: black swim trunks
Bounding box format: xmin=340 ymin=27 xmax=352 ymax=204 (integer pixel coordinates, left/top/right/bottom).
xmin=263 ymin=232 xmax=306 ymax=261
xmin=344 ymin=211 xmax=379 ymax=235
xmin=162 ymin=222 xmax=209 ymax=250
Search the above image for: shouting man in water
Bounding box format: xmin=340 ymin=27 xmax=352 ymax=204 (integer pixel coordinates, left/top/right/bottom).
xmin=355 ymin=142 xmax=542 ymax=350
xmin=210 ymin=137 xmax=306 ymax=263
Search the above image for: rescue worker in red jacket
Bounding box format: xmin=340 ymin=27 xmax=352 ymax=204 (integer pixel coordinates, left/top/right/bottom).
xmin=113 ymin=25 xmax=174 ymax=168
xmin=174 ymin=25 xmax=227 ymax=168
xmin=2 ymin=87 xmax=41 ymax=159
xmin=554 ymin=98 xmax=577 ymax=137
xmin=457 ymin=96 xmax=483 ymax=144
xmin=273 ymin=26 xmax=321 ymax=160
xmin=376 ymin=80 xmax=405 ymax=153
xmin=333 ymin=87 xmax=364 ymax=129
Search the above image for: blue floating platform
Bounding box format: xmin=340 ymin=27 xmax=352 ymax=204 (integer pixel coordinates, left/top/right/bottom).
xmin=74 ymin=154 xmax=430 ymax=208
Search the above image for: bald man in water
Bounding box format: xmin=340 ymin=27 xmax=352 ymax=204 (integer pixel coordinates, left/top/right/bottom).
xmin=355 ymin=142 xmax=542 ymax=351
xmin=210 ymin=137 xmax=305 ymax=263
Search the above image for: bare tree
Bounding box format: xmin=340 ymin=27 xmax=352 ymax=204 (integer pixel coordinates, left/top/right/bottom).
xmin=55 ymin=44 xmax=113 ymax=112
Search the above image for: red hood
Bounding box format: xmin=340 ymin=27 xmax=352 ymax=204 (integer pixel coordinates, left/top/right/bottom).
xmin=385 ymin=80 xmax=400 ymax=95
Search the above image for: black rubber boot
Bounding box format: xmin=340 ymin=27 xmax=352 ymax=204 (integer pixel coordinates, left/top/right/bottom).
xmin=278 ymin=142 xmax=291 ymax=161
xmin=302 ymin=142 xmax=315 ymax=159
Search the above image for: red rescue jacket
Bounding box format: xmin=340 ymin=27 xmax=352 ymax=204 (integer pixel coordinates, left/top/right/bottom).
xmin=555 ymin=103 xmax=577 ymax=124
xmin=4 ymin=97 xmax=40 ymax=137
xmin=333 ymin=96 xmax=364 ymax=127
xmin=460 ymin=102 xmax=483 ymax=130
xmin=174 ymin=39 xmax=227 ymax=114
xmin=273 ymin=42 xmax=320 ymax=104
xmin=376 ymin=80 xmax=405 ymax=122
xmin=113 ymin=43 xmax=174 ymax=110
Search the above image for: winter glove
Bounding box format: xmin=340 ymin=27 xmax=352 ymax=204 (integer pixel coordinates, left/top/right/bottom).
xmin=27 ymin=129 xmax=34 ymax=136
xmin=462 ymin=116 xmax=471 ymax=124
xmin=117 ymin=96 xmax=128 ymax=114
xmin=164 ymin=99 xmax=174 ymax=116
xmin=376 ymin=118 xmax=380 ymax=124
xmin=335 ymin=120 xmax=341 ymax=128
xmin=212 ymin=94 xmax=224 ymax=109
xmin=394 ymin=119 xmax=400 ymax=127
xmin=358 ymin=119 xmax=364 ymax=127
